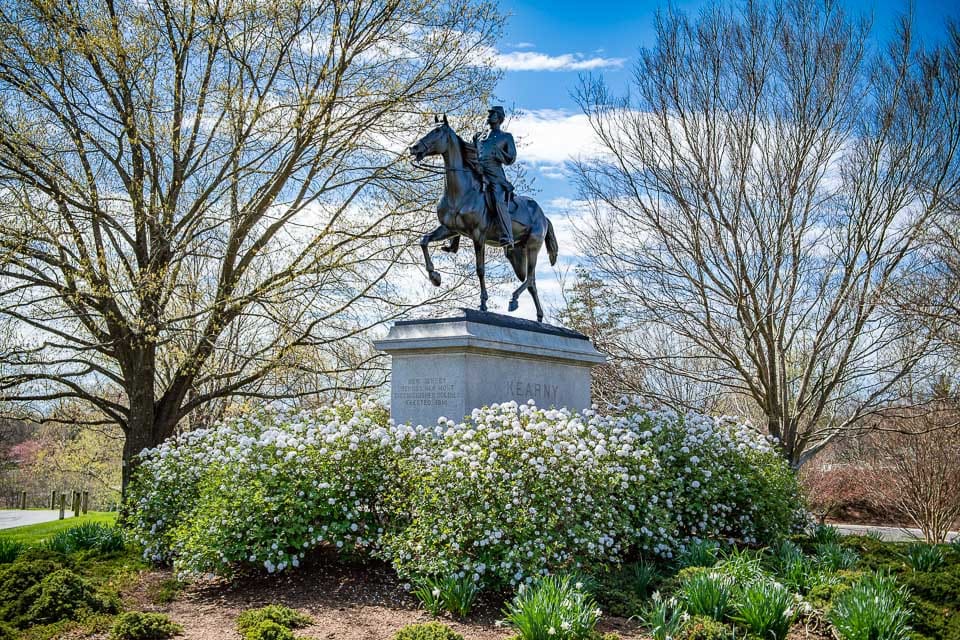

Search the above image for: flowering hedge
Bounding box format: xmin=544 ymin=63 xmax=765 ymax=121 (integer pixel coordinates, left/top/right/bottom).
xmin=127 ymin=400 xmax=804 ymax=584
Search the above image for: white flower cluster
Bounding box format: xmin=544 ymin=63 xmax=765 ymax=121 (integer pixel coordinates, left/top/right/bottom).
xmin=126 ymin=399 xmax=802 ymax=582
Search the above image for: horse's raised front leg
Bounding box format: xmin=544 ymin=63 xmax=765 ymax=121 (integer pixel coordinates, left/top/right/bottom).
xmin=421 ymin=225 xmax=457 ymax=287
xmin=473 ymin=238 xmax=487 ymax=312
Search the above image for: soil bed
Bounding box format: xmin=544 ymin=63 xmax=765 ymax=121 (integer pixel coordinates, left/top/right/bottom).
xmin=125 ymin=555 xmax=648 ymax=640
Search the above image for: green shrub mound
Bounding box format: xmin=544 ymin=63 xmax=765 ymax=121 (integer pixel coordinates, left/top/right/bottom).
xmin=900 ymin=565 xmax=960 ymax=608
xmin=236 ymin=605 xmax=311 ymax=640
xmin=9 ymin=546 xmax=73 ymax=568
xmin=243 ymin=620 xmax=294 ymax=640
xmin=0 ymin=623 xmax=14 ymax=640
xmin=129 ymin=400 xmax=803 ymax=585
xmin=0 ymin=559 xmax=64 ymax=613
xmin=680 ymin=616 xmax=730 ymax=640
xmin=10 ymin=568 xmax=118 ymax=627
xmin=591 ymin=561 xmax=659 ymax=618
xmin=806 ymin=579 xmax=853 ymax=612
xmin=900 ymin=564 xmax=960 ymax=639
xmin=111 ymin=612 xmax=183 ymax=640
xmin=394 ymin=622 xmax=464 ymax=640
xmin=0 ymin=552 xmax=119 ymax=629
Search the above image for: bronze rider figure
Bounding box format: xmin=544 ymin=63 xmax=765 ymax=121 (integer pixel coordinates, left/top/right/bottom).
xmin=473 ymin=106 xmax=516 ymax=247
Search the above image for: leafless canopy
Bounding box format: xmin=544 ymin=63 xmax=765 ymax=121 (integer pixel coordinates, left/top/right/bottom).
xmin=865 ymin=403 xmax=960 ymax=543
xmin=572 ymin=0 xmax=960 ymax=465
xmin=0 ymin=0 xmax=501 ymax=488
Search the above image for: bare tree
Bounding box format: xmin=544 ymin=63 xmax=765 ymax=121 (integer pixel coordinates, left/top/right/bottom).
xmin=0 ymin=0 xmax=501 ymax=491
xmin=558 ymin=267 xmax=638 ymax=405
xmin=572 ymin=0 xmax=960 ymax=465
xmin=559 ymin=268 xmax=729 ymax=411
xmin=865 ymin=403 xmax=960 ymax=542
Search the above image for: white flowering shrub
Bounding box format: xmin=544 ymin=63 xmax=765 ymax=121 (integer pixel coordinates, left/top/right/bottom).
xmin=378 ymin=403 xmax=669 ymax=586
xmin=379 ymin=401 xmax=803 ymax=587
xmin=127 ymin=401 xmax=407 ymax=576
xmin=126 ymin=399 xmax=804 ymax=583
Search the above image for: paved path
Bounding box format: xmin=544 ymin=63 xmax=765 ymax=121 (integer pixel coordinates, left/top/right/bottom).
xmin=834 ymin=523 xmax=959 ymax=543
xmin=0 ymin=509 xmax=63 ymax=530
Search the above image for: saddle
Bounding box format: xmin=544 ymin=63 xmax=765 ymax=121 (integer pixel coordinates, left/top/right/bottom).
xmin=440 ymin=195 xmax=536 ymax=254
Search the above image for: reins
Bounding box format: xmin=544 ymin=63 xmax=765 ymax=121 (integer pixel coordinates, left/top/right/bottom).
xmin=409 ymin=157 xmax=476 ymax=177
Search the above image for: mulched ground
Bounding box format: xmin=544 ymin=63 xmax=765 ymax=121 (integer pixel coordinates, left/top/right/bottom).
xmin=123 ymin=555 xmax=649 ymax=640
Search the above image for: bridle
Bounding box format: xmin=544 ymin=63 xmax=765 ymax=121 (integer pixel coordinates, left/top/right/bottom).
xmin=409 ymin=125 xmax=479 ymax=178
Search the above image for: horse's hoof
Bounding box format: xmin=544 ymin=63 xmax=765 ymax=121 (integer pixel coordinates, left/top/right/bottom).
xmin=508 ymin=299 xmax=519 ymax=312
xmin=537 ymin=316 xmax=544 ymax=323
xmin=479 ymin=303 xmax=487 ymax=312
xmin=429 ymin=271 xmax=441 ymax=287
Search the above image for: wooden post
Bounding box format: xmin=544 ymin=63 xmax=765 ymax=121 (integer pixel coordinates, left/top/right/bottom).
xmin=81 ymin=491 xmax=89 ymax=514
xmin=51 ymin=490 xmax=57 ymax=510
xmin=59 ymin=494 xmax=66 ymax=520
xmin=19 ymin=491 xmax=26 ymax=509
xmin=72 ymin=491 xmax=80 ymax=517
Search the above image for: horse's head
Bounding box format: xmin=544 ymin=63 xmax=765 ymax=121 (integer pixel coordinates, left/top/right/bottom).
xmin=409 ymin=114 xmax=454 ymax=162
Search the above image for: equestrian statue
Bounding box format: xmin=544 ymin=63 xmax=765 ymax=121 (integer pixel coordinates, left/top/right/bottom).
xmin=409 ymin=106 xmax=558 ymax=322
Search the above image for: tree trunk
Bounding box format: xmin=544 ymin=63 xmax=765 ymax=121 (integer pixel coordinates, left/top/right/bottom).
xmin=121 ymin=390 xmax=156 ymax=497
xmin=120 ymin=345 xmax=166 ymax=497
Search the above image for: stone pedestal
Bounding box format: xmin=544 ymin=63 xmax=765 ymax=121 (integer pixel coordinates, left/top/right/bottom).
xmin=374 ymin=308 xmax=605 ymax=427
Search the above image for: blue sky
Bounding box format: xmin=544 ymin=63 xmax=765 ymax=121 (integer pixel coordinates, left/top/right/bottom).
xmin=497 ymin=0 xmax=957 ymax=112
xmin=481 ymin=0 xmax=958 ymax=319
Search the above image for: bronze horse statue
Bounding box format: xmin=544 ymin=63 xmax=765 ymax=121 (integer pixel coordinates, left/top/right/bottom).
xmin=409 ymin=116 xmax=558 ymax=322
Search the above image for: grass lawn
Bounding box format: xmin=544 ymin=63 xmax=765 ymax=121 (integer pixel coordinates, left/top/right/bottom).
xmin=0 ymin=511 xmax=118 ymax=545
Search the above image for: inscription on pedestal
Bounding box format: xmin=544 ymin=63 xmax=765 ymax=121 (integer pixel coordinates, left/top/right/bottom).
xmin=395 ymin=376 xmax=461 ymax=408
xmin=506 ymin=379 xmax=560 ymax=403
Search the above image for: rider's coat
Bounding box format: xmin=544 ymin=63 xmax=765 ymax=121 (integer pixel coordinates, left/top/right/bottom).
xmin=473 ymin=128 xmax=517 ymax=192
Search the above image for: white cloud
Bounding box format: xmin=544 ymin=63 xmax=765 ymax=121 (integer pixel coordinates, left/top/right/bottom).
xmin=511 ymin=41 xmax=536 ymax=49
xmin=538 ymin=163 xmax=566 ymax=180
xmin=509 ymin=109 xmax=603 ymax=165
xmin=543 ymin=198 xmax=590 ymax=260
xmin=494 ymin=50 xmax=626 ymax=72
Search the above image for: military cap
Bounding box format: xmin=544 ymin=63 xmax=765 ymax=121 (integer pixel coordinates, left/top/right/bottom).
xmin=488 ymin=105 xmax=506 ymax=120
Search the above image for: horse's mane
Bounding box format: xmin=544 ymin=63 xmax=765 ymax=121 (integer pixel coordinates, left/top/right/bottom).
xmin=452 ymin=129 xmax=483 ymax=183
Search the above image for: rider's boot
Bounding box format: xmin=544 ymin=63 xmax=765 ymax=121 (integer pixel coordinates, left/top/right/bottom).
xmin=495 ymin=191 xmax=515 ymax=247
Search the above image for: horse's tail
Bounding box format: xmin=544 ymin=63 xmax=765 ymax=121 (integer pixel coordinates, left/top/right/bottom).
xmin=545 ymin=217 xmax=559 ymax=266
